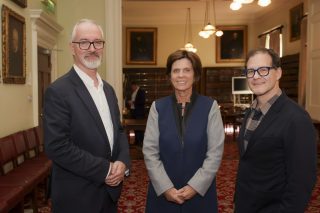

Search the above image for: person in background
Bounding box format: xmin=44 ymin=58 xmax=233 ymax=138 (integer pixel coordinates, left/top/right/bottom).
xmin=43 ymin=19 xmax=130 ymax=213
xmin=234 ymin=47 xmax=317 ymax=213
xmin=143 ymin=50 xmax=225 ymax=213
xmin=128 ymin=81 xmax=146 ymax=146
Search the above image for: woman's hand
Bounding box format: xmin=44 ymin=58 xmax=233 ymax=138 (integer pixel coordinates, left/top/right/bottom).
xmin=164 ymin=188 xmax=185 ymax=204
xmin=177 ymin=185 xmax=197 ymax=200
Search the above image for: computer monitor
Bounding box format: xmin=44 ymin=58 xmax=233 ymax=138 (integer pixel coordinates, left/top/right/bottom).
xmin=232 ymin=76 xmax=253 ymax=94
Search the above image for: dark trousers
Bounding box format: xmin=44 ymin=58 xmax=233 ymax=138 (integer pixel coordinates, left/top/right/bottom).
xmin=135 ymin=130 xmax=144 ymax=146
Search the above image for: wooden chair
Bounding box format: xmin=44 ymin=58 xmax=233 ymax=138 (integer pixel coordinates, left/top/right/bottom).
xmin=0 ymin=136 xmax=30 ymax=213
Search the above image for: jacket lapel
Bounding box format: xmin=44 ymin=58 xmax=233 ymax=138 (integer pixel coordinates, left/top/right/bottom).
xmin=238 ymin=108 xmax=250 ymax=157
xmin=103 ymin=83 xmax=117 ymax=153
xmin=69 ymin=69 xmax=110 ymax=144
xmin=244 ymin=93 xmax=286 ymax=154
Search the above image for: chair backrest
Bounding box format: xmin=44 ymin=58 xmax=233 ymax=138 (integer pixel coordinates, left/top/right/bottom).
xmin=34 ymin=126 xmax=44 ymax=152
xmin=12 ymin=131 xmax=27 ymax=165
xmin=0 ymin=136 xmax=17 ymax=175
xmin=23 ymin=128 xmax=38 ymax=159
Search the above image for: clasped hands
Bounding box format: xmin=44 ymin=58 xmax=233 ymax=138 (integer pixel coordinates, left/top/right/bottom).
xmin=105 ymin=161 xmax=126 ymax=187
xmin=164 ymin=185 xmax=197 ymax=205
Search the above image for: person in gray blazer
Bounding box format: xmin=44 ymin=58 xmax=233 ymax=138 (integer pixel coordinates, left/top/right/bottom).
xmin=234 ymin=48 xmax=317 ymax=213
xmin=44 ymin=19 xmax=130 ymax=213
xmin=143 ymin=50 xmax=225 ymax=213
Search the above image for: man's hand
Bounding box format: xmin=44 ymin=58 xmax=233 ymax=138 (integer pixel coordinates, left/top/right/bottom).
xmin=163 ymin=188 xmax=185 ymax=204
xmin=105 ymin=161 xmax=126 ymax=186
xmin=177 ymin=185 xmax=197 ymax=201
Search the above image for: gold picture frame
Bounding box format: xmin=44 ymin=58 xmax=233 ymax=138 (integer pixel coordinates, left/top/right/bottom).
xmin=11 ymin=0 xmax=27 ymax=8
xmin=290 ymin=3 xmax=303 ymax=42
xmin=126 ymin=27 xmax=157 ymax=65
xmin=216 ymin=25 xmax=247 ymax=63
xmin=2 ymin=5 xmax=26 ymax=84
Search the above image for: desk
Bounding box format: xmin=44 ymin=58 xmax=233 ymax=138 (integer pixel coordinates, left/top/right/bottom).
xmin=122 ymin=119 xmax=147 ymax=131
xmin=221 ymin=111 xmax=244 ymax=142
xmin=122 ymin=119 xmax=147 ymax=145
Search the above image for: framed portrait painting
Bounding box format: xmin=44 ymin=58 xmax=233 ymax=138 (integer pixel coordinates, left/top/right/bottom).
xmin=2 ymin=5 xmax=26 ymax=84
xmin=126 ymin=27 xmax=157 ymax=65
xmin=290 ymin=3 xmax=303 ymax=42
xmin=11 ymin=0 xmax=27 ymax=8
xmin=216 ymin=25 xmax=247 ymax=63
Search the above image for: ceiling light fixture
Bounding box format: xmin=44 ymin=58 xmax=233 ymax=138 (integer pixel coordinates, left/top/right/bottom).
xmin=236 ymin=0 xmax=254 ymax=4
xmin=198 ymin=0 xmax=223 ymax=39
xmin=230 ymin=0 xmax=271 ymax=11
xmin=230 ymin=1 xmax=242 ymax=10
xmin=181 ymin=8 xmax=197 ymax=52
xmin=257 ymin=0 xmax=271 ymax=7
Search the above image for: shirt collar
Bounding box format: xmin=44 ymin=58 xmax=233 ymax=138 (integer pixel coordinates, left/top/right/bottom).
xmin=251 ymin=89 xmax=282 ymax=115
xmin=73 ymin=64 xmax=103 ymax=89
xmin=172 ymin=91 xmax=198 ymax=107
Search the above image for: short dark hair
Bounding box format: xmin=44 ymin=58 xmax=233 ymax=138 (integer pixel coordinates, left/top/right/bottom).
xmin=166 ymin=50 xmax=202 ymax=82
xmin=245 ymin=48 xmax=281 ymax=68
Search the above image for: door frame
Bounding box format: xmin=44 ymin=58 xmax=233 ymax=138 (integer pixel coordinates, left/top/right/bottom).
xmin=306 ymin=0 xmax=320 ymax=120
xmin=30 ymin=10 xmax=63 ymax=126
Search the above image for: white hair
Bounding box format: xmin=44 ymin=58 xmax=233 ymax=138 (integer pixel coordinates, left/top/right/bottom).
xmin=70 ymin=19 xmax=104 ymax=42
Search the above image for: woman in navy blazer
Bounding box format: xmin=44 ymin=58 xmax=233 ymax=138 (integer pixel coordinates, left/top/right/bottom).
xmin=143 ymin=50 xmax=225 ymax=213
xmin=44 ymin=19 xmax=130 ymax=213
xmin=234 ymin=48 xmax=317 ymax=213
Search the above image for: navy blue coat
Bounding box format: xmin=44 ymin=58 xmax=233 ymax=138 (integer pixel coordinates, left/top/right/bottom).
xmin=44 ymin=68 xmax=130 ymax=213
xmin=234 ymin=93 xmax=317 ymax=213
xmin=145 ymin=95 xmax=218 ymax=213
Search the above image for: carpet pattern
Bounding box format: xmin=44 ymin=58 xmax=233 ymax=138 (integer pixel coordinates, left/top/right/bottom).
xmin=118 ymin=142 xmax=320 ymax=213
xmin=37 ymin=142 xmax=320 ymax=213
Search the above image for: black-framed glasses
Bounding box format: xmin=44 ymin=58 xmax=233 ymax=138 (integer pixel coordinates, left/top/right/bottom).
xmin=72 ymin=40 xmax=105 ymax=50
xmin=244 ymin=66 xmax=275 ymax=78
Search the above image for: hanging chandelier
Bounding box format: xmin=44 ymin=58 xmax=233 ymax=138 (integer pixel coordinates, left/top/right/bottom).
xmin=181 ymin=8 xmax=197 ymax=53
xmin=230 ymin=0 xmax=271 ymax=11
xmin=198 ymin=0 xmax=223 ymax=39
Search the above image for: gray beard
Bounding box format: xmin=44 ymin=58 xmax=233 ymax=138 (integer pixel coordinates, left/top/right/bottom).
xmin=82 ymin=57 xmax=101 ymax=69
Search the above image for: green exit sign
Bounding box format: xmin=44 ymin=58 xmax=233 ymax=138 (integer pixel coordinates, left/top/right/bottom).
xmin=41 ymin=0 xmax=56 ymax=13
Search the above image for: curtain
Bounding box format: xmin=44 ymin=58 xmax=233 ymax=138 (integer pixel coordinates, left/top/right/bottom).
xmin=269 ymin=30 xmax=281 ymax=56
xmin=298 ymin=16 xmax=307 ymax=107
xmin=258 ymin=27 xmax=283 ymax=57
xmin=259 ymin=34 xmax=267 ymax=48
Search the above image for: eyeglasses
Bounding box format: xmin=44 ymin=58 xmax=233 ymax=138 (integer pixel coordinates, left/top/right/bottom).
xmin=72 ymin=40 xmax=105 ymax=50
xmin=244 ymin=66 xmax=275 ymax=78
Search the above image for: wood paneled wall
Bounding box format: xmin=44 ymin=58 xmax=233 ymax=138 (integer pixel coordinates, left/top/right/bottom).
xmin=200 ymin=67 xmax=243 ymax=105
xmin=123 ymin=54 xmax=299 ymax=112
xmin=280 ymin=53 xmax=299 ymax=102
xmin=123 ymin=68 xmax=172 ymax=112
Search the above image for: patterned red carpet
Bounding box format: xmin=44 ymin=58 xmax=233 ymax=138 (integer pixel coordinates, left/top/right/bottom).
xmin=38 ymin=142 xmax=320 ymax=213
xmin=120 ymin=142 xmax=320 ymax=213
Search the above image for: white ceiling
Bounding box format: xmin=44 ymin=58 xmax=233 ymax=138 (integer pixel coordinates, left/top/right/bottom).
xmin=123 ymin=0 xmax=292 ymax=25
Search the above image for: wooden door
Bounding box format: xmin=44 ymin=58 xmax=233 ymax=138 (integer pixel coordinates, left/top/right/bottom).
xmin=306 ymin=0 xmax=320 ymax=120
xmin=37 ymin=47 xmax=51 ymax=132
